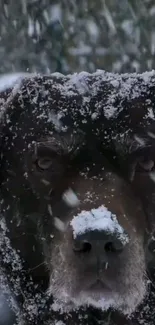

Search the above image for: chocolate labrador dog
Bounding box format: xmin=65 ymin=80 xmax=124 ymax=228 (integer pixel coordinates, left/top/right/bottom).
xmin=0 ymin=71 xmax=155 ymax=325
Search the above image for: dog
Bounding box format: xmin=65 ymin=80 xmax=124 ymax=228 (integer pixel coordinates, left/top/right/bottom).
xmin=0 ymin=71 xmax=155 ymax=325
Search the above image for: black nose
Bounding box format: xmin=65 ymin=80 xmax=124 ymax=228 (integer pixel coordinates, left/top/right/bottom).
xmin=73 ymin=229 xmax=128 ymax=255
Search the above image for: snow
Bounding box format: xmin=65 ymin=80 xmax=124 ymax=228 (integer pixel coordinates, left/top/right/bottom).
xmin=47 ymin=110 xmax=63 ymax=131
xmin=0 ymin=72 xmax=31 ymax=92
xmin=0 ymin=294 xmax=10 ymax=322
xmin=49 ymin=69 xmax=155 ymax=121
xmin=121 ymin=20 xmax=133 ymax=36
xmin=54 ymin=217 xmax=66 ymax=232
xmin=149 ymin=5 xmax=155 ymax=16
xmin=70 ymin=205 xmax=129 ymax=245
xmin=0 ymin=218 xmax=25 ymax=323
xmin=50 ymin=4 xmax=62 ymax=23
xmin=103 ymin=4 xmax=116 ymax=35
xmin=28 ymin=17 xmax=35 ymax=37
xmin=0 ymin=72 xmax=35 ymax=124
xmin=147 ymin=107 xmax=155 ymax=120
xmin=1 ymin=70 xmax=155 ymax=127
xmin=87 ymin=20 xmax=99 ymax=40
xmin=62 ymin=188 xmax=80 ymax=207
xmin=68 ymin=45 xmax=92 ymax=56
xmin=151 ymin=31 xmax=155 ymax=55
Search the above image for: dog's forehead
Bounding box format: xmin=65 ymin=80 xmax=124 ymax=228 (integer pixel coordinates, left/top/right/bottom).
xmin=2 ymin=72 xmax=155 ymax=169
xmin=1 ymin=70 xmax=155 ymax=151
xmin=6 ymin=95 xmax=86 ymax=150
xmin=0 ymin=71 xmax=128 ymax=146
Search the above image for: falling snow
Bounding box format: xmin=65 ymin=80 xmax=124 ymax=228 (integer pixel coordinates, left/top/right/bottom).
xmin=0 ymin=1 xmax=155 ymax=325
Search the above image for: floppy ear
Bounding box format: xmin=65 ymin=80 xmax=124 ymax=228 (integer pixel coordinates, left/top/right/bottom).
xmin=126 ymin=135 xmax=155 ymax=275
xmin=0 ymin=74 xmax=24 ymax=168
xmin=113 ymin=131 xmax=155 ymax=236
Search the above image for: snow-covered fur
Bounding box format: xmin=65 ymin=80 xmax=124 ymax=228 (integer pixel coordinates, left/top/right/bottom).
xmin=0 ymin=71 xmax=155 ymax=325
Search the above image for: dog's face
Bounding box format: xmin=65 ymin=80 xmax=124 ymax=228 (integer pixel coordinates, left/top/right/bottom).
xmin=1 ymin=120 xmax=149 ymax=317
xmin=1 ymin=77 xmax=155 ymax=319
xmin=47 ymin=160 xmax=147 ymax=316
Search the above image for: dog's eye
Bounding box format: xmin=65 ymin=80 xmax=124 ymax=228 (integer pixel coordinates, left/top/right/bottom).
xmin=37 ymin=158 xmax=53 ymax=170
xmin=129 ymin=158 xmax=154 ymax=181
xmin=139 ymin=160 xmax=154 ymax=171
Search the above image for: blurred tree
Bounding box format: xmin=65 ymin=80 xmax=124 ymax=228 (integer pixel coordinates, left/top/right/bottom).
xmin=0 ymin=0 xmax=155 ymax=74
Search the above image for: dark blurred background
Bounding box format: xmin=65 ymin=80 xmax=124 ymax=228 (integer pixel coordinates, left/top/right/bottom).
xmin=0 ymin=0 xmax=155 ymax=74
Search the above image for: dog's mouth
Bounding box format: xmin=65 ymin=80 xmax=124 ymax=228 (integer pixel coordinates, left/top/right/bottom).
xmin=50 ymin=279 xmax=113 ymax=313
xmin=88 ymin=279 xmax=110 ymax=293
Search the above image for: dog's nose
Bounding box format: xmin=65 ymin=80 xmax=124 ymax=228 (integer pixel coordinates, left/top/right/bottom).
xmin=73 ymin=229 xmax=126 ymax=255
xmin=71 ymin=206 xmax=129 ymax=259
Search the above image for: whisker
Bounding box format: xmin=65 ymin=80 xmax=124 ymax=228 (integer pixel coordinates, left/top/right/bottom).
xmin=28 ymin=261 xmax=46 ymax=272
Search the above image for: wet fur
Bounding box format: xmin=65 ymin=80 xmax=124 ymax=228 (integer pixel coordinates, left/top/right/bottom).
xmin=0 ymin=72 xmax=155 ymax=325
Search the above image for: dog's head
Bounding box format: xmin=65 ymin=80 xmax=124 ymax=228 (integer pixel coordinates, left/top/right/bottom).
xmin=0 ymin=75 xmax=155 ymax=318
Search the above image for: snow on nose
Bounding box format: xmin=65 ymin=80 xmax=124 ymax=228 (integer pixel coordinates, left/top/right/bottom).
xmin=70 ymin=205 xmax=129 ymax=245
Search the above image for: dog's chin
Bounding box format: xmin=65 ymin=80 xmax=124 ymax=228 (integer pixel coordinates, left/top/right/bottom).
xmin=51 ymin=289 xmax=116 ymax=314
xmin=49 ymin=286 xmax=138 ymax=316
xmin=49 ymin=278 xmax=147 ymax=316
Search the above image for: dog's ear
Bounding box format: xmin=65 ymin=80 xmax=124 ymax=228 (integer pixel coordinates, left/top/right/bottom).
xmin=127 ymin=144 xmax=155 ymax=236
xmin=113 ymin=131 xmax=155 ymax=236
xmin=125 ymin=136 xmax=155 ymax=268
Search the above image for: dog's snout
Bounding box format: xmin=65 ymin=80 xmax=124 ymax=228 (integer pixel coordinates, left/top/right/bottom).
xmin=73 ymin=229 xmax=125 ymax=255
xmin=71 ymin=206 xmax=129 ymax=260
